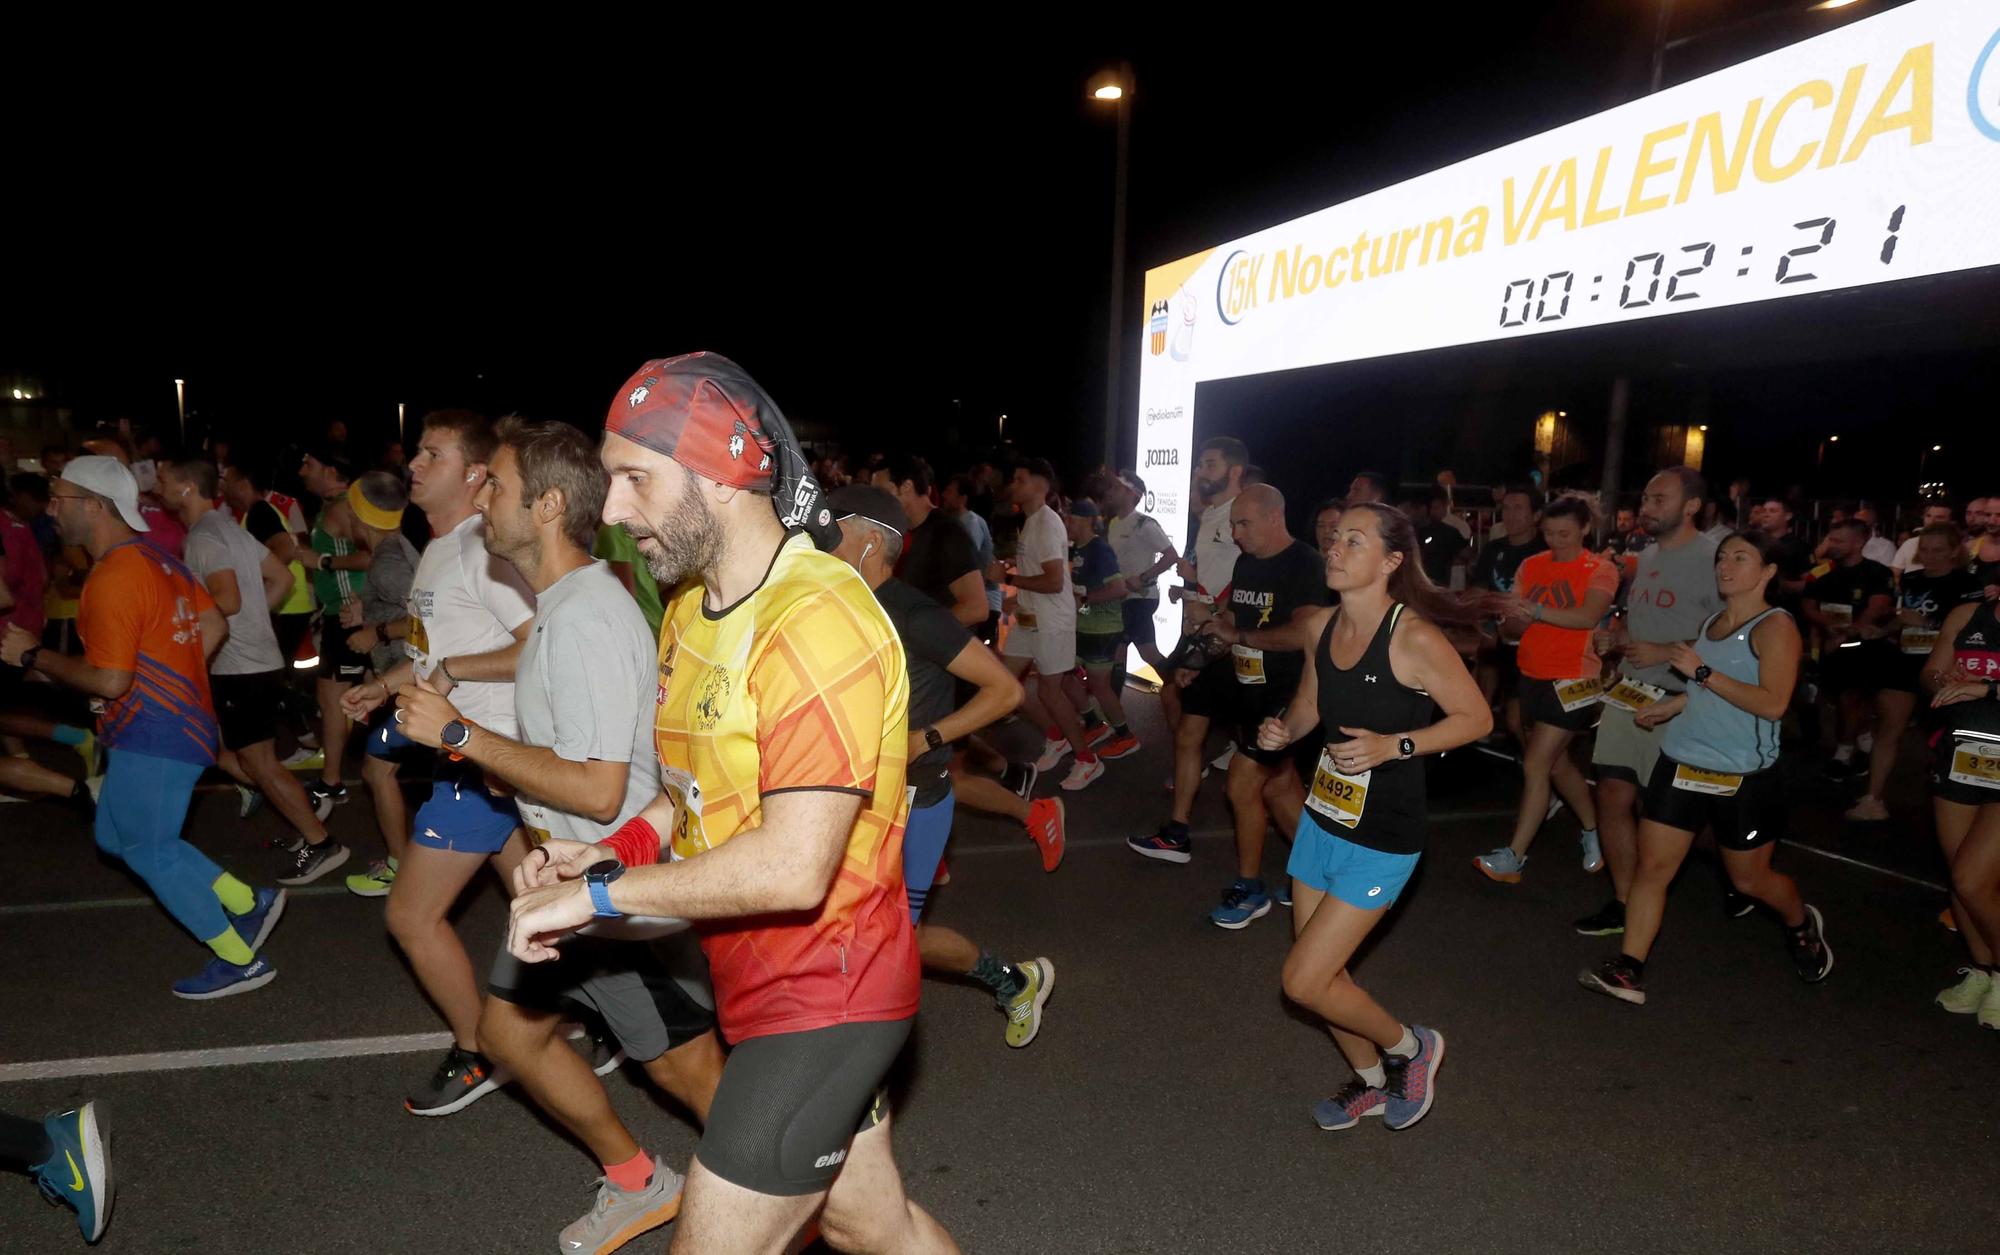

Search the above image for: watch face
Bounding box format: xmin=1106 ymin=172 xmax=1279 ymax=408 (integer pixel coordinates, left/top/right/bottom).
xmin=585 ymin=858 xmax=623 ymax=882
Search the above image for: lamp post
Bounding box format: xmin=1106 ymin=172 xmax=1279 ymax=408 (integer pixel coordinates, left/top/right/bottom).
xmin=1090 ymin=64 xmax=1132 ymax=470
xmin=174 ymin=379 xmax=186 ymax=444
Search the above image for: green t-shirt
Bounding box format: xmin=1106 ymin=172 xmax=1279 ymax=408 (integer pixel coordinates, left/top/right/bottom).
xmin=593 ymin=524 xmax=663 ymax=638
xmin=311 ymin=502 xmax=365 ymax=607
xmin=1075 ymin=537 xmax=1124 ymax=637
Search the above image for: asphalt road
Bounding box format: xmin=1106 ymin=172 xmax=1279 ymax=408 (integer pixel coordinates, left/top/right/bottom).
xmin=1 ymin=697 xmax=1995 ymax=1254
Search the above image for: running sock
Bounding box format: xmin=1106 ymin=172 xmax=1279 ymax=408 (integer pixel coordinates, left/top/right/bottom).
xmin=604 ymin=1150 xmax=653 ymax=1193
xmin=1044 ymin=725 xmax=1062 ymax=743
xmin=1112 ymin=723 xmax=1131 ymax=738
xmin=1385 ymin=1026 xmax=1420 ymax=1059
xmin=210 ymin=872 xmax=255 ymax=916
xmin=1081 ymin=707 xmax=1106 ymax=730
xmin=1075 ymin=750 xmax=1098 ymax=764
xmin=205 ymin=926 xmax=255 ymax=966
xmin=1357 ymin=1063 xmax=1388 ymax=1089
xmin=1832 ymin=744 xmax=1854 ymax=764
xmin=0 ymin=1112 xmax=54 ymax=1173
xmin=1162 ymin=820 xmax=1190 ymax=840
xmin=51 ymin=724 xmax=88 ymax=747
xmin=969 ymin=951 xmax=1027 ymax=999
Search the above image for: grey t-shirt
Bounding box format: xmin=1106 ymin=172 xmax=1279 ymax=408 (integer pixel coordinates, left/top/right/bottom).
xmin=513 ymin=560 xmax=660 ymax=845
xmin=183 ymin=509 xmax=283 ymax=675
xmin=361 ymin=533 xmax=422 ymax=675
xmin=1621 ymin=531 xmax=1725 ymax=691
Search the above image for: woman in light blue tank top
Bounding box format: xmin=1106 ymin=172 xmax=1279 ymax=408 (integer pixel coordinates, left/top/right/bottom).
xmin=1579 ymin=531 xmax=1833 ymax=1007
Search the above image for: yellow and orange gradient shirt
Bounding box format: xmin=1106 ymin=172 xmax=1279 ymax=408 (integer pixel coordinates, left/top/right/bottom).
xmin=654 ymin=531 xmax=918 ymax=1041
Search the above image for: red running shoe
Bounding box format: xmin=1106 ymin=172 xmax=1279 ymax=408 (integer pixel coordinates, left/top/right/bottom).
xmin=1026 ymin=797 xmax=1066 ymax=872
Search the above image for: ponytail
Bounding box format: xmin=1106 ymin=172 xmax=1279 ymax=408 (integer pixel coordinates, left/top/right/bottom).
xmin=1345 ymin=502 xmax=1505 ymax=629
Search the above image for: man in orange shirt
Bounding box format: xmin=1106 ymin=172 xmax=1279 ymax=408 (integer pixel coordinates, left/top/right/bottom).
xmin=509 ymin=354 xmax=954 ymax=1254
xmin=1 ymin=458 xmax=286 ymax=998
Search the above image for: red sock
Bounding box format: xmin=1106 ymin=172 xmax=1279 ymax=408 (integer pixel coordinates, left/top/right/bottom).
xmin=1045 ymin=725 xmax=1062 ymax=742
xmin=1075 ymin=751 xmax=1098 ymax=764
xmin=605 ymin=1149 xmax=654 ymax=1193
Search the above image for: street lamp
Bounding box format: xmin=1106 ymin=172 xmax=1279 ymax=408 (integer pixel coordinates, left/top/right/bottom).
xmin=174 ymin=379 xmax=186 ymax=443
xmin=1089 ymin=63 xmax=1132 ymax=469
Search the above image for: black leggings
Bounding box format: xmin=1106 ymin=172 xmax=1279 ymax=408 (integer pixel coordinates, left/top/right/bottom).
xmin=0 ymin=1111 xmax=51 ymax=1173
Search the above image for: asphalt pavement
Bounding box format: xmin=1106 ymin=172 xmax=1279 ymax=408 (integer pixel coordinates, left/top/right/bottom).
xmin=1 ymin=697 xmax=1995 ymax=1254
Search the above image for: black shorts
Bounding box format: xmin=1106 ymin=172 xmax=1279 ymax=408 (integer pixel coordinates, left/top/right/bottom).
xmin=1180 ymin=656 xmax=1295 ymax=767
xmin=1077 ymin=631 xmax=1122 ymax=668
xmin=1640 ymin=754 xmax=1783 ymax=850
xmin=1490 ymin=642 xmax=1522 ymax=702
xmin=1121 ymin=598 xmax=1161 ymax=653
xmin=1879 ymin=651 xmax=1928 ymax=696
xmin=1928 ymin=734 xmax=2000 ymax=807
xmin=1520 ymin=675 xmax=1603 ymax=733
xmin=317 ymin=615 xmax=368 ymax=683
xmin=697 ymin=1018 xmax=910 ymax=1196
xmin=488 ymin=933 xmax=715 ymax=1063
xmin=212 ymin=670 xmax=284 ymax=751
xmin=273 ymin=613 xmax=314 ymax=668
xmin=1819 ymin=641 xmax=1892 ymax=696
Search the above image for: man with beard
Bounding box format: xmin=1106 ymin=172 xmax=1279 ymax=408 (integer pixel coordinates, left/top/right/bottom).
xmin=1171 ymin=437 xmax=1250 ymax=778
xmin=509 ymin=353 xmax=953 ymax=1255
xmin=394 ymin=419 xmax=722 ymax=1254
xmin=340 ymin=411 xmax=538 ymax=1116
xmin=1967 ymin=496 xmax=2000 ymax=592
xmin=1574 ymin=469 xmax=1724 ymax=938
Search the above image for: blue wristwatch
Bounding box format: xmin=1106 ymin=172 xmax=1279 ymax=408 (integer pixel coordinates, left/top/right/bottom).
xmin=584 ymin=859 xmax=625 ymax=919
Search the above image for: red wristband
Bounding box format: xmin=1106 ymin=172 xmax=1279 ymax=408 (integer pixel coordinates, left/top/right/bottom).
xmin=605 ymin=817 xmax=661 ymax=868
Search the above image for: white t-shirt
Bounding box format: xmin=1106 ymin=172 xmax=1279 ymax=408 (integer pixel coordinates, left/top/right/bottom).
xmin=406 ymin=514 xmax=536 ymax=736
xmin=1014 ymin=504 xmax=1075 ymax=635
xmin=183 ymin=509 xmax=284 ymax=676
xmin=1193 ymin=497 xmax=1240 ymax=596
xmin=1108 ymin=511 xmax=1173 ymax=598
xmin=1863 ymin=535 xmax=1898 ymax=567
xmin=1892 ymin=536 xmax=1920 ymax=572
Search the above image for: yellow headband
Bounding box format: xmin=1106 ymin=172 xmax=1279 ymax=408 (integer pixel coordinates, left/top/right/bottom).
xmin=347 ymin=480 xmax=404 ymax=532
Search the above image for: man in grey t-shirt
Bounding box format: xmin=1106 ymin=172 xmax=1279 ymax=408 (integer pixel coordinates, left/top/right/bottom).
xmin=388 ymin=420 xmax=720 ymax=1254
xmin=1581 ymin=468 xmax=1725 ymax=936
xmin=159 ymin=458 xmax=346 ymax=885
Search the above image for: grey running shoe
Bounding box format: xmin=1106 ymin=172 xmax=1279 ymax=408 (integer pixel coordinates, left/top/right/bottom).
xmin=559 ymin=1158 xmax=684 ymax=1254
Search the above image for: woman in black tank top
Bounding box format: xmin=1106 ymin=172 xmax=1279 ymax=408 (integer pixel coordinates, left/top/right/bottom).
xmin=1920 ymin=596 xmax=2000 ymax=1025
xmin=1255 ymin=504 xmax=1492 ymax=1133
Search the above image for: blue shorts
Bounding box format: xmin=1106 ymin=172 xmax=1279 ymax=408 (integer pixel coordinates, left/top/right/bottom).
xmin=411 ymin=759 xmax=521 ymax=854
xmin=1287 ymin=812 xmax=1421 ymax=910
xmin=365 ymin=712 xmax=427 ymax=762
xmin=902 ymin=792 xmax=954 ymax=923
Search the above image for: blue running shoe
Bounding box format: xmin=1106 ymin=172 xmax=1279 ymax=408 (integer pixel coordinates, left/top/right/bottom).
xmin=172 ymin=955 xmax=276 ymax=1001
xmin=1381 ymin=1026 xmax=1445 ymax=1130
xmin=1312 ymin=1079 xmax=1387 ymax=1130
xmin=231 ymin=887 xmax=288 ymax=953
xmin=1274 ymin=878 xmax=1293 ymax=908
xmin=1209 ymin=878 xmax=1272 ymax=929
xmin=32 ymin=1101 xmax=112 ymax=1242
xmin=1128 ymin=826 xmax=1191 ymax=864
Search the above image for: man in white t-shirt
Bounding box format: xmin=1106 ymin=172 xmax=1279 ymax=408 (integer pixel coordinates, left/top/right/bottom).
xmin=342 ymin=410 xmax=538 ymax=1118
xmin=1003 ymin=457 xmax=1101 ymax=791
xmin=1892 ymin=502 xmax=1954 ymax=572
xmin=1105 ymin=470 xmax=1179 ymax=686
xmin=1180 ymin=437 xmax=1248 ymax=611
xmin=1855 ymin=503 xmax=1899 ymax=567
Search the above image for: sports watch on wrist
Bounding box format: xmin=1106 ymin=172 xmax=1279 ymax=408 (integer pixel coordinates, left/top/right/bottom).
xmin=1693 ymin=664 xmax=1714 ymax=688
xmin=440 ymin=719 xmax=472 ymax=751
xmin=584 ymin=859 xmax=625 ymax=918
xmin=18 ymin=645 xmax=40 ymax=673
xmin=1398 ymin=736 xmax=1417 ymax=761
xmin=923 ymin=726 xmax=945 ymax=752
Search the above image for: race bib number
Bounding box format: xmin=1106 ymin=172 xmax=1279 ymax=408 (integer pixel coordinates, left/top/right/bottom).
xmin=1555 ymin=676 xmax=1605 ymax=712
xmin=1901 ymin=627 xmax=1939 ymax=657
xmin=1232 ymin=644 xmax=1267 ymax=685
xmin=403 ymin=615 xmax=431 ymax=665
xmin=1821 ymin=603 xmax=1854 ymax=627
xmin=517 ymin=799 xmax=555 ymax=846
xmin=1015 ymin=611 xmax=1039 ymax=631
xmin=1306 ymin=745 xmax=1370 ymax=829
xmin=1671 ymin=763 xmax=1743 ymax=796
xmin=1948 ymin=740 xmax=2000 ymax=790
xmin=661 ymin=767 xmax=710 ymax=860
xmin=1603 ymin=678 xmax=1666 ymax=712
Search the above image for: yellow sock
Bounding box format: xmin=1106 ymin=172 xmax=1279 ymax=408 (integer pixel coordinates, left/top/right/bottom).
xmin=211 ymin=873 xmax=255 ymax=916
xmin=205 ymin=927 xmax=255 ymax=966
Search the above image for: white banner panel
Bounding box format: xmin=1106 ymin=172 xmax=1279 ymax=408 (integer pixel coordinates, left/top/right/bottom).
xmin=1132 ymin=0 xmax=2000 ymax=649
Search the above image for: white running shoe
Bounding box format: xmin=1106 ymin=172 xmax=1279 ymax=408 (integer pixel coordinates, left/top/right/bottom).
xmin=1033 ymin=738 xmax=1071 ymax=773
xmin=1060 ymin=757 xmax=1105 ymax=792
xmin=1211 ymin=745 xmax=1237 ymax=771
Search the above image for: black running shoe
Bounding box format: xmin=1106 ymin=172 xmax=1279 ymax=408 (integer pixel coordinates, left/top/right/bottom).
xmin=305 ymin=780 xmax=350 ymax=806
xmin=405 ymin=1047 xmax=507 ymax=1116
xmin=1578 ymin=955 xmax=1646 ymax=1005
xmin=277 ymin=840 xmax=350 ymax=887
xmin=1574 ymin=900 xmax=1626 ymax=936
xmin=1003 ymin=762 xmax=1039 ymax=801
xmin=1723 ymin=891 xmax=1757 ymax=919
xmin=1789 ymin=904 xmax=1834 ymax=983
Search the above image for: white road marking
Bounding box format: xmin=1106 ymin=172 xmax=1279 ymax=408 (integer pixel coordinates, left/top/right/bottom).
xmin=0 ymin=1032 xmax=454 ymax=1084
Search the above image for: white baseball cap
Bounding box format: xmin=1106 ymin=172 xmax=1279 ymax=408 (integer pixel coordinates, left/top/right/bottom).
xmin=59 ymin=456 xmax=150 ymax=532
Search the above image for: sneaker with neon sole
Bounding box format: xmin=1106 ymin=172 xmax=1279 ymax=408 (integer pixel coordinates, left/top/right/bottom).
xmin=31 ymin=1102 xmax=113 ymax=1243
xmin=346 ymin=857 xmax=399 ymax=898
xmin=1002 ymin=958 xmax=1054 ymax=1048
xmin=1474 ymin=848 xmax=1526 ymax=883
xmin=1936 ymin=967 xmax=1991 ymax=1014
xmin=558 ymin=1157 xmax=683 ymax=1255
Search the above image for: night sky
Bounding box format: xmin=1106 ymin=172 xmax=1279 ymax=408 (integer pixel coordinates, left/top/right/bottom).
xmin=9 ymin=0 xmax=1984 ymax=504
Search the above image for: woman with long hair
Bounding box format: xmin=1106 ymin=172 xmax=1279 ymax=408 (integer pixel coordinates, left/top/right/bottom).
xmin=1475 ymin=495 xmax=1615 ymax=883
xmin=1579 ymin=530 xmax=1832 ymax=1005
xmin=1256 ymin=502 xmax=1491 ymax=1132
xmin=1847 ymin=524 xmax=1980 ymax=821
xmin=1920 ymin=586 xmax=2000 ymax=1029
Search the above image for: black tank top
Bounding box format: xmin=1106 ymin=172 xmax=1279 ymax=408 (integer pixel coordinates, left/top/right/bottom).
xmin=1306 ymin=604 xmax=1437 ymax=855
xmin=1947 ymin=601 xmax=2000 ymax=740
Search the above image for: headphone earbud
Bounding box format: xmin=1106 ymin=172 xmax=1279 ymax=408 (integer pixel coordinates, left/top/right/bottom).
xmin=862 ymin=542 xmax=874 ymax=558
xmin=465 ymin=472 xmax=479 ymax=484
